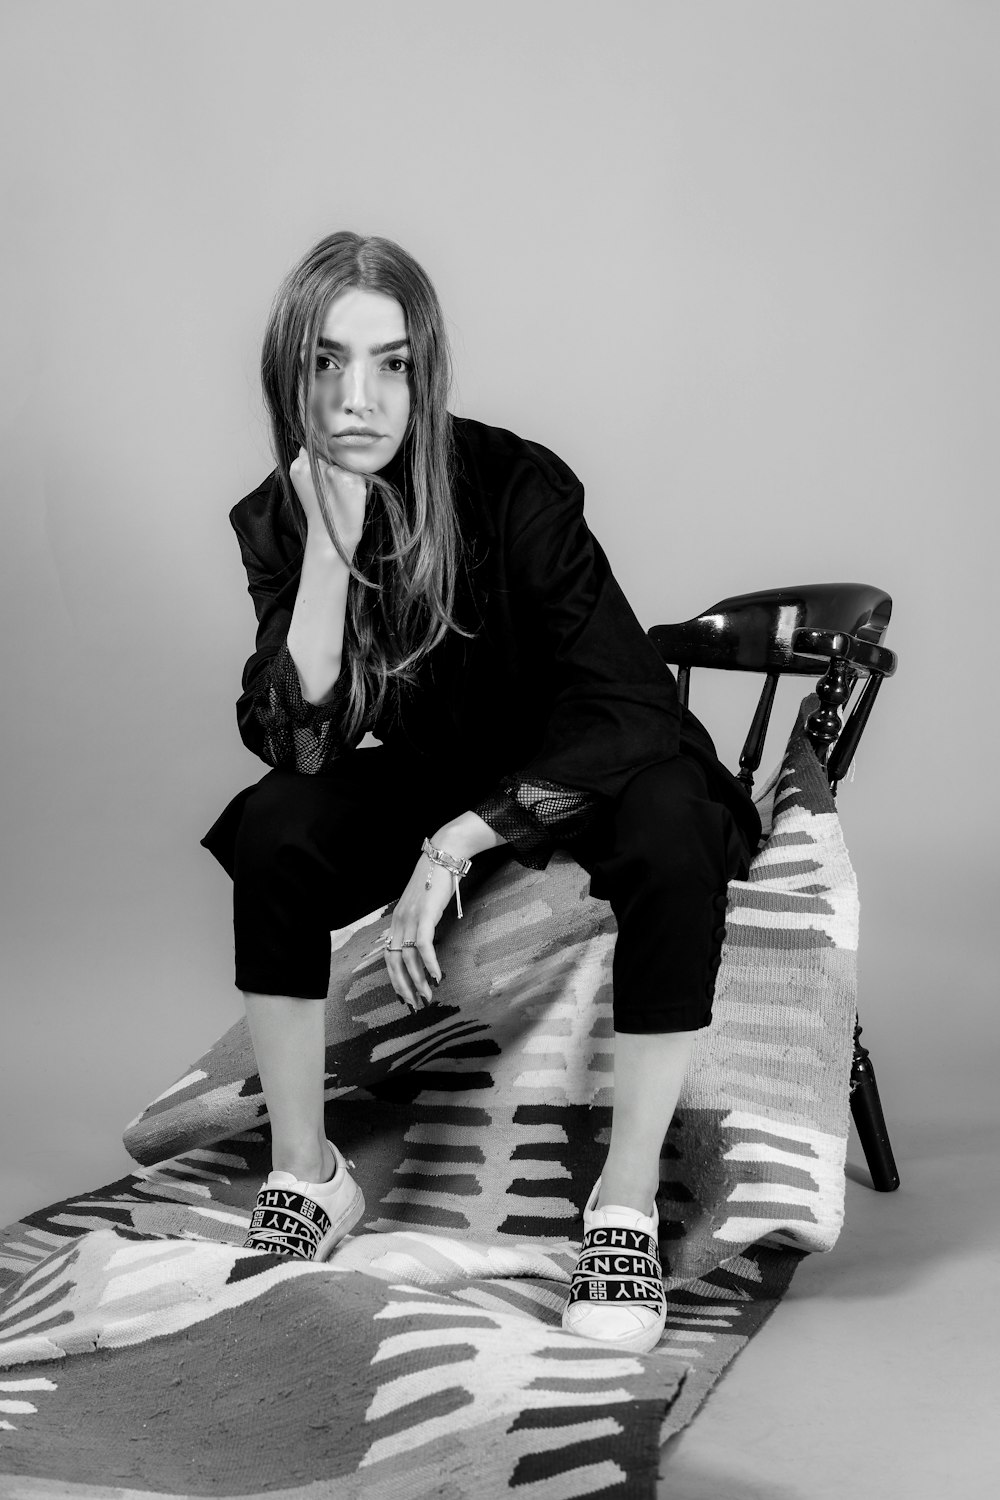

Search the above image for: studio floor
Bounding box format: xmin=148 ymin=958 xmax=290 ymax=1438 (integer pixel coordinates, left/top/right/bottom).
xmin=657 ymin=1100 xmax=999 ymax=1499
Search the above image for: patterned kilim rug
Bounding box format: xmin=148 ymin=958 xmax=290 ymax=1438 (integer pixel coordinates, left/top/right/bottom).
xmin=0 ymin=695 xmax=859 ymax=1498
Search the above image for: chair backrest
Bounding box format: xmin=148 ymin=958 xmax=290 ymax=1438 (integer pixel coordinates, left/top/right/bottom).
xmin=648 ymin=583 xmax=897 ymax=795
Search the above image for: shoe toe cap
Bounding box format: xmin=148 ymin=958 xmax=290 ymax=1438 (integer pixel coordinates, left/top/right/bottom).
xmin=562 ymin=1301 xmax=662 ymax=1341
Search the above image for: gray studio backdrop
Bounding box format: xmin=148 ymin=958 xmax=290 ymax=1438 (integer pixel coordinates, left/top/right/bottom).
xmin=1 ymin=0 xmax=995 ymax=1228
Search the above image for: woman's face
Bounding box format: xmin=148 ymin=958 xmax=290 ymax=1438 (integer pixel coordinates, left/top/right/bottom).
xmin=309 ymin=287 xmax=412 ymax=474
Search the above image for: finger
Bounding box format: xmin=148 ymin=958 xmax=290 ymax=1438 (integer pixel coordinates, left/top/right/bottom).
xmin=402 ymin=945 xmax=433 ymax=1005
xmin=415 ymin=927 xmax=442 ymax=988
xmin=384 ymin=949 xmax=419 ymax=1009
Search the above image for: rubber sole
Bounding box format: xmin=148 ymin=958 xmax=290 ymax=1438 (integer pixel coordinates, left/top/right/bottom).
xmin=314 ymin=1181 xmax=366 ymax=1260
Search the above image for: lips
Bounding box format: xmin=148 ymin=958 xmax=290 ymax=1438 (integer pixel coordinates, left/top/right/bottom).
xmin=334 ymin=429 xmax=382 ymax=439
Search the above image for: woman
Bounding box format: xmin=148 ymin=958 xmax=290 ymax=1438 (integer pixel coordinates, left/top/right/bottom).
xmin=201 ymin=231 xmax=761 ymax=1355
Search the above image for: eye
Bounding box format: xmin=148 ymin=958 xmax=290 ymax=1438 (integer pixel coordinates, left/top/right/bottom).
xmin=315 ymin=355 xmax=340 ymax=374
xmin=383 ymin=356 xmax=412 ymax=375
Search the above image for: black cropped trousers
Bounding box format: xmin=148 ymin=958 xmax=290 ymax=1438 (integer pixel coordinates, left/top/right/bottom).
xmin=200 ymin=746 xmax=755 ymax=1034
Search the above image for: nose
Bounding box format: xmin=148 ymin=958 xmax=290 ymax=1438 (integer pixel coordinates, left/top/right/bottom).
xmin=342 ymin=361 xmax=374 ymax=415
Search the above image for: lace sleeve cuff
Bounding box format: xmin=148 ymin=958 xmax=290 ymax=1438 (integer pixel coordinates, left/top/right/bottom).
xmin=250 ymin=641 xmax=351 ymax=773
xmin=472 ymin=775 xmax=604 ymax=871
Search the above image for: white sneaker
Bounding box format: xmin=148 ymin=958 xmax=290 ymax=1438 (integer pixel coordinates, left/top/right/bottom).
xmin=561 ymin=1176 xmax=666 ymax=1353
xmin=242 ymin=1138 xmax=365 ymax=1261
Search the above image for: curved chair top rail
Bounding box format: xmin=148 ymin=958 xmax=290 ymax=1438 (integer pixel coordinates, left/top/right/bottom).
xmin=648 ymin=582 xmax=897 ymax=678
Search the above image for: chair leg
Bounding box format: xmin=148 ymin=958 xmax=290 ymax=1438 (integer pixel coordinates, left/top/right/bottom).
xmin=849 ymin=1016 xmax=900 ymax=1191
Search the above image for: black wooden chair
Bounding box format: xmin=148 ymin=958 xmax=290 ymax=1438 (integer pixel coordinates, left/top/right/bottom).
xmin=648 ymin=583 xmax=900 ymax=1192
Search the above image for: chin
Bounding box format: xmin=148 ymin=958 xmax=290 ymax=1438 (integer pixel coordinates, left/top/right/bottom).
xmin=328 ymin=451 xmax=376 ymax=476
xmin=334 ymin=444 xmax=403 ymax=476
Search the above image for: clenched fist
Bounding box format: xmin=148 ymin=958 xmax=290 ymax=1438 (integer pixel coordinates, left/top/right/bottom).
xmin=289 ymin=447 xmax=369 ymax=554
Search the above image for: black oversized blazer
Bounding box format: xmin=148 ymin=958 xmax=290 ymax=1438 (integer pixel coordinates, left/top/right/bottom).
xmin=227 ymin=414 xmax=761 ymax=869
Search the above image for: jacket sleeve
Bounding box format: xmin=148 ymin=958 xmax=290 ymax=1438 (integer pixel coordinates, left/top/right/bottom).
xmin=470 ymin=474 xmax=682 ymax=870
xmin=231 ymin=507 xmax=360 ymax=773
xmin=471 ymin=775 xmax=603 ymax=870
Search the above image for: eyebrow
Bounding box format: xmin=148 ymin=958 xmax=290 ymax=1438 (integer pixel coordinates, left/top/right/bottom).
xmin=316 ymin=336 xmax=410 ymax=356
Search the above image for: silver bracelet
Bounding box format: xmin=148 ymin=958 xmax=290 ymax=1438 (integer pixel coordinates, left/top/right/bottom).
xmin=421 ymin=837 xmax=472 ymax=918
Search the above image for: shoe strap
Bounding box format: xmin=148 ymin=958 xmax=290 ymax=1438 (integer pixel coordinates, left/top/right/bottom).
xmin=242 ymin=1185 xmax=333 ymax=1259
xmin=568 ymin=1226 xmax=664 ymax=1307
xmin=242 ymin=1233 xmax=312 ymax=1260
xmin=581 ymin=1225 xmax=659 ymax=1259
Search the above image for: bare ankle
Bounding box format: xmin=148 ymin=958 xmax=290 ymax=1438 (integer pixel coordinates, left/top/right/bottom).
xmin=597 ymin=1169 xmax=658 ymax=1216
xmin=271 ymin=1137 xmax=335 ymax=1183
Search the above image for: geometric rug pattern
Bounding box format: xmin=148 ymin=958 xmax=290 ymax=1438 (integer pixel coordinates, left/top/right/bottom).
xmin=0 ymin=695 xmax=857 ymax=1497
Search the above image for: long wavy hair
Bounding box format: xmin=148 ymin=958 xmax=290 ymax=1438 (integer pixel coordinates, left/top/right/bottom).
xmin=261 ymin=231 xmax=473 ymax=741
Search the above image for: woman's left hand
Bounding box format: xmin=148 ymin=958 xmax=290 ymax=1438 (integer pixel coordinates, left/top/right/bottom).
xmin=381 ymin=814 xmax=506 ymax=1010
xmin=382 ymin=857 xmax=457 ymax=1009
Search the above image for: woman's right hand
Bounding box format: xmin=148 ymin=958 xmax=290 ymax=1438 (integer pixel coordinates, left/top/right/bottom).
xmin=289 ymin=446 xmax=368 ymax=554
